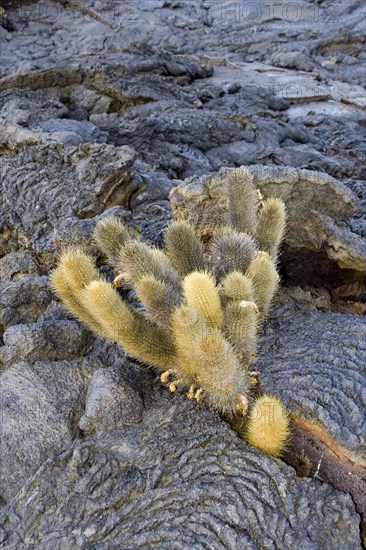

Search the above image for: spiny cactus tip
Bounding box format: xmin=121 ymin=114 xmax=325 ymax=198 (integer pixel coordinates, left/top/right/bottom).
xmin=256 ymin=197 xmax=286 ymax=260
xmin=183 ymin=271 xmax=224 ymax=328
xmin=93 ymin=216 xmax=129 ymax=267
xmin=245 ymin=394 xmax=290 ymax=456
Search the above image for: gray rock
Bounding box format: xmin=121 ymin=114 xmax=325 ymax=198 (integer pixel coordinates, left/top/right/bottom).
xmin=69 ymin=84 xmax=101 ymax=112
xmin=0 ymin=250 xmax=39 ymax=281
xmin=0 ymin=303 xmax=364 ymax=547
xmin=0 ymin=275 xmax=52 ymax=332
xmin=0 ymin=357 xmax=101 ymax=502
xmin=79 ymin=366 xmax=144 ymax=434
xmin=0 ymin=389 xmax=361 ymax=549
xmin=1 ymin=2 xmax=365 ymax=191
xmin=91 ymin=94 xmax=113 ymax=115
xmin=0 ymin=138 xmax=178 ymax=258
xmin=54 ymin=205 xmax=133 ymax=252
xmin=87 ymin=338 xmax=148 ymax=396
xmin=0 ymin=64 xmax=83 ymax=91
xmin=132 ymin=200 xmax=173 ymax=246
xmin=36 ymin=118 xmax=109 ymax=145
xmin=0 ymin=118 xmax=38 ymax=153
xmin=258 ymin=308 xmax=366 ymax=452
xmin=0 ymin=89 xmax=68 ymax=128
xmin=0 ymin=320 xmax=93 ymax=365
xmin=0 ymin=143 xmax=136 ymax=255
xmin=37 ymin=300 xmax=73 ymax=322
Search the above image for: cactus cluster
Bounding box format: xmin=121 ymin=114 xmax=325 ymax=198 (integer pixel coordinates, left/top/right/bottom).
xmin=51 ymin=167 xmax=289 ymax=456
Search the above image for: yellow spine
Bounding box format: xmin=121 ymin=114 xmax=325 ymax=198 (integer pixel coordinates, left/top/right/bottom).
xmin=226 ymin=167 xmax=258 ymax=235
xmin=221 ymin=271 xmax=255 ymax=303
xmin=50 ymin=266 xmax=106 ymax=336
xmin=79 ymin=280 xmax=176 ymax=370
xmin=50 ymin=248 xmax=107 ymax=335
xmin=93 ymin=217 xmax=129 ymax=267
xmin=246 ymin=251 xmax=279 ymax=320
xmin=182 ymin=271 xmax=224 ymax=328
xmin=165 ymin=220 xmax=205 ymax=275
xmin=210 ymin=229 xmax=257 ymax=280
xmin=224 ymin=300 xmax=258 ymax=364
xmin=256 ymin=198 xmax=286 ymax=261
xmin=194 ymin=330 xmax=250 ymax=414
xmin=245 ymin=394 xmax=289 ymax=456
xmin=171 ymin=305 xmax=208 ymax=381
xmin=55 ymin=248 xmax=100 ymax=291
xmin=119 ymin=241 xmax=181 ymax=289
xmin=135 ymin=275 xmax=181 ymax=327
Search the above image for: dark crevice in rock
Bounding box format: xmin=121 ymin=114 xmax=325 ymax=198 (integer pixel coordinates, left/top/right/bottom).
xmin=280 ymin=245 xmax=366 ymax=289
